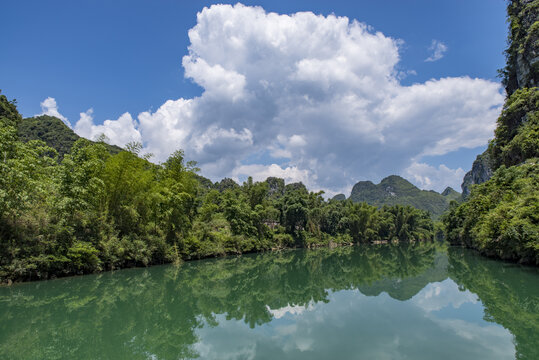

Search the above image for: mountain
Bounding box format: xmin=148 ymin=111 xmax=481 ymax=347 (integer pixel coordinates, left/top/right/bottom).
xmin=460 ymin=0 xmax=539 ymax=199
xmin=444 ymin=0 xmax=538 ymax=265
xmin=501 ymin=0 xmax=538 ymax=95
xmin=358 ymin=250 xmax=448 ymax=301
xmin=440 ymin=187 xmax=461 ymax=201
xmin=461 ymin=151 xmax=493 ymax=198
xmin=349 ymin=175 xmax=459 ymax=219
xmin=332 ymin=194 xmax=346 ymax=201
xmin=18 ymin=115 xmax=122 ymax=158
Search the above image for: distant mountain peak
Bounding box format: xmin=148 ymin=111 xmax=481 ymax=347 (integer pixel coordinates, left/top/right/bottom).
xmin=441 ymin=187 xmax=457 ymax=196
xmin=349 ymin=175 xmax=456 ymax=219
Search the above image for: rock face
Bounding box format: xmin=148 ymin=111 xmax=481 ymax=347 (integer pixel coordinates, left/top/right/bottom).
xmin=332 ymin=194 xmax=346 ymax=201
xmin=514 ymin=0 xmax=539 ymax=90
xmin=349 ymin=175 xmax=458 ymax=219
xmin=459 ymin=0 xmax=537 ymax=198
xmin=461 ymin=152 xmax=493 ymax=198
xmin=503 ymin=0 xmax=539 ymax=95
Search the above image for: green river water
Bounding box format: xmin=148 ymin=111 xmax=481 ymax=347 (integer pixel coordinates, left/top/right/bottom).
xmin=1 ymin=243 xmax=538 ymax=360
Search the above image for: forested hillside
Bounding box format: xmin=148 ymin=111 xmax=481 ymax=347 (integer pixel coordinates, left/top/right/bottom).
xmin=0 ymin=91 xmax=435 ymax=282
xmin=443 ymin=0 xmax=538 ymax=265
xmin=18 ymin=115 xmax=122 ymax=158
xmin=349 ymin=175 xmax=459 ymax=219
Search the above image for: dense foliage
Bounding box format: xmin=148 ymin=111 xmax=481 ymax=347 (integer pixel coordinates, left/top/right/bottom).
xmin=18 ymin=115 xmax=122 ymax=159
xmin=500 ymin=0 xmax=539 ymax=94
xmin=444 ymin=159 xmax=538 ymax=264
xmin=443 ymin=1 xmax=539 ymax=265
xmin=0 ymin=91 xmax=435 ymax=282
xmin=489 ymin=87 xmax=539 ymax=169
xmin=349 ymin=175 xmax=459 ymax=219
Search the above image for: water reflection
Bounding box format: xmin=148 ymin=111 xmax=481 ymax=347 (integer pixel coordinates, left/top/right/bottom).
xmin=448 ymin=248 xmax=539 ymax=360
xmin=0 ymin=243 xmax=537 ymax=359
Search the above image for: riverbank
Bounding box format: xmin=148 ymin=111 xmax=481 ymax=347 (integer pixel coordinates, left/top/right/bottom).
xmin=1 ymin=236 xmax=432 ymax=285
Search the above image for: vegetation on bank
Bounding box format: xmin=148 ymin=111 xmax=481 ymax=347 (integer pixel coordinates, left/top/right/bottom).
xmin=443 ymin=88 xmax=538 ymax=265
xmin=0 ymin=91 xmax=435 ymax=283
xmin=444 ymin=158 xmax=538 ymax=264
xmin=443 ymin=1 xmax=539 ymax=265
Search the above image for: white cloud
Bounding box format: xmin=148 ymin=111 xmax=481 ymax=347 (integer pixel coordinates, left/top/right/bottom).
xmin=74 ymin=109 xmax=142 ymax=147
xmin=137 ymin=98 xmax=196 ymax=161
xmin=192 ymin=289 xmax=515 ymax=360
xmin=411 ymin=279 xmax=478 ymax=313
xmin=37 ymin=97 xmax=71 ymax=127
xmin=232 ymin=163 xmax=312 ymax=186
xmin=403 ymin=162 xmax=466 ymax=192
xmin=267 ymin=302 xmax=314 ymax=319
xmin=63 ymin=4 xmax=504 ymax=193
xmin=425 ymin=40 xmax=448 ymax=62
xmin=183 ymin=57 xmax=247 ymax=102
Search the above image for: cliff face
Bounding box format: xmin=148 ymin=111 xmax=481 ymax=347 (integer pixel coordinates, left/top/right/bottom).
xmin=444 ymin=0 xmax=539 ymax=265
xmin=461 ymin=152 xmax=493 ymax=198
xmin=514 ymin=0 xmax=539 ymax=90
xmin=331 ymin=194 xmax=346 ymax=201
xmin=460 ymin=0 xmax=538 ymax=197
xmin=502 ymin=0 xmax=539 ymax=95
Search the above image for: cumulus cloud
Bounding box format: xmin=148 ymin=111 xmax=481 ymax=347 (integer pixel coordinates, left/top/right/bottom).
xmin=232 ymin=164 xmax=312 ymax=186
xmin=74 ymin=109 xmax=142 ymax=146
xmin=411 ymin=279 xmax=478 ymax=313
xmin=403 ymin=162 xmax=466 ymax=193
xmin=37 ymin=97 xmax=71 ymax=127
xmin=425 ymin=40 xmax=448 ymax=62
xmin=267 ymin=302 xmax=315 ymax=319
xmin=67 ymin=4 xmax=504 ymax=193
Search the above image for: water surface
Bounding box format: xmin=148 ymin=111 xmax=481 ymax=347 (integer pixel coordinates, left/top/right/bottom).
xmin=1 ymin=243 xmax=538 ymax=359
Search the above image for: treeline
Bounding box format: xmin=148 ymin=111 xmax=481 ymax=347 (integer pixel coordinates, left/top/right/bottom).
xmin=442 ymin=0 xmax=538 ymax=265
xmin=443 ymin=88 xmax=538 ymax=265
xmin=0 ymin=91 xmax=434 ymax=282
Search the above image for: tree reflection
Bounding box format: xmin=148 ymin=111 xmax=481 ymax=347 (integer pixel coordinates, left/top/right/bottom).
xmin=448 ymin=248 xmax=539 ymax=360
xmin=1 ymin=243 xmax=536 ymax=360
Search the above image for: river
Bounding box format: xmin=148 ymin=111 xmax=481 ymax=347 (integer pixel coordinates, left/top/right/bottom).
xmin=1 ymin=242 xmax=538 ymax=359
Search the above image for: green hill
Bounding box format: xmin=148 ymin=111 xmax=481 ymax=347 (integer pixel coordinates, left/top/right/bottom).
xmin=443 ymin=0 xmax=538 ymax=265
xmin=358 ymin=249 xmax=448 ymax=301
xmin=349 ymin=175 xmax=459 ymax=219
xmin=18 ymin=115 xmax=122 ymax=158
xmin=440 ymin=186 xmax=461 ymax=201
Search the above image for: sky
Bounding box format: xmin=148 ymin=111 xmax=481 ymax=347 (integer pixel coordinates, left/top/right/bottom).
xmin=1 ymin=0 xmax=508 ymax=196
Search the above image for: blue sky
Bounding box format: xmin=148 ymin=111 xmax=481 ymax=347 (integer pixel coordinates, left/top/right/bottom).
xmin=1 ymin=0 xmax=508 ymax=194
